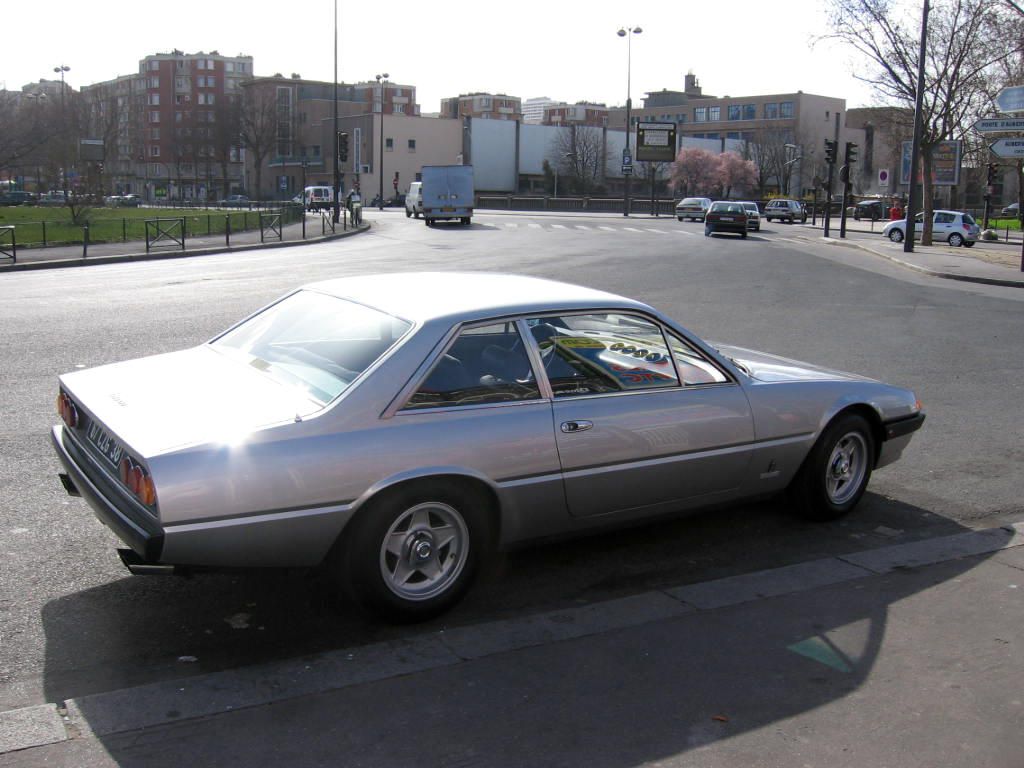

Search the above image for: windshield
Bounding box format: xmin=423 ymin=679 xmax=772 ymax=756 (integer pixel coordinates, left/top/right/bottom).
xmin=212 ymin=290 xmax=412 ymax=407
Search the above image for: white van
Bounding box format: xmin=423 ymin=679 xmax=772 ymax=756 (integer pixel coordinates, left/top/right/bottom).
xmin=304 ymin=186 xmax=334 ymax=212
xmin=405 ymin=182 xmax=423 ymax=218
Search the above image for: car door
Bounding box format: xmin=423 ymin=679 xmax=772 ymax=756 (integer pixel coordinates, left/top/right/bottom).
xmin=526 ymin=313 xmax=755 ymax=519
xmin=933 ymin=212 xmax=955 ymax=239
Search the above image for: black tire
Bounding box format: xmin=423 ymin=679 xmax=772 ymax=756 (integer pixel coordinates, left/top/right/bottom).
xmin=741 ymin=230 xmax=748 ymax=239
xmin=334 ymin=481 xmax=492 ymax=623
xmin=790 ymin=413 xmax=875 ymax=521
xmin=888 ymin=228 xmax=904 ymax=243
xmin=964 ymin=241 xmax=975 ymax=248
xmin=405 ymin=209 xmax=411 ymax=218
xmin=704 ymin=226 xmax=712 ymax=237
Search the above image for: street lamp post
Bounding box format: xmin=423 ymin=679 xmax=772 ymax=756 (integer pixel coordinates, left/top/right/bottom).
xmin=54 ymin=64 xmax=70 ymax=200
xmin=554 ymin=151 xmax=576 ymax=199
xmin=617 ymin=26 xmax=641 ymax=217
xmin=376 ymin=73 xmax=389 ymax=211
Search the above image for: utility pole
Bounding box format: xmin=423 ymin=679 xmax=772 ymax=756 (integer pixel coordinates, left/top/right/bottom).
xmin=904 ymin=0 xmax=930 ymax=254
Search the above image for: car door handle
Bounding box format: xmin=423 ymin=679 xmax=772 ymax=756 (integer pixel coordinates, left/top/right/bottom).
xmin=560 ymin=420 xmax=593 ymax=434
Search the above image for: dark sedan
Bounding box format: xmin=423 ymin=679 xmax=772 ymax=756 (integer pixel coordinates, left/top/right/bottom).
xmin=704 ymin=201 xmax=749 ymax=238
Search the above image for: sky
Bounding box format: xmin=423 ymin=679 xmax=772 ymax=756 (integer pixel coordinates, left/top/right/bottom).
xmin=1 ymin=0 xmax=881 ymax=112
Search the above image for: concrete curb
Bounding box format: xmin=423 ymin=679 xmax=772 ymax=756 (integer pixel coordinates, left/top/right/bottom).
xmin=0 ymin=222 xmax=371 ymax=273
xmin=2 ymin=522 xmax=1021 ymax=754
xmin=827 ymin=238 xmax=1024 ymax=289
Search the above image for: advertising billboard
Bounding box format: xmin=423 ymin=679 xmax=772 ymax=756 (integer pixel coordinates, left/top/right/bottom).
xmin=636 ymin=122 xmax=677 ymax=163
xmin=900 ymin=140 xmax=961 ymax=186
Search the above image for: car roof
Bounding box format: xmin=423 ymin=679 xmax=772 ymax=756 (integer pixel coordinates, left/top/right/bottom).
xmin=304 ymin=272 xmax=648 ymax=324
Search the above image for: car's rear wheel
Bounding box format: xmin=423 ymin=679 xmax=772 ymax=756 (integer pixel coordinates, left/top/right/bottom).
xmin=964 ymin=241 xmax=975 ymax=248
xmin=948 ymin=233 xmax=964 ymax=247
xmin=888 ymin=228 xmax=904 ymax=242
xmin=677 ymin=216 xmax=684 ymax=221
xmin=335 ymin=482 xmax=491 ymax=622
xmin=790 ymin=413 xmax=875 ymax=521
xmin=405 ymin=209 xmax=411 ymax=218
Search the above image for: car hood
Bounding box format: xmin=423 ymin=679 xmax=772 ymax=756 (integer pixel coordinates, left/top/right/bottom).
xmin=60 ymin=346 xmax=318 ymax=456
xmin=712 ymin=344 xmax=877 ymax=384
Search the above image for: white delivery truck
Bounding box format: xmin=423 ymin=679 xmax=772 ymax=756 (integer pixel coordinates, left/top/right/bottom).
xmin=303 ymin=186 xmax=334 ymax=212
xmin=420 ymin=165 xmax=474 ymax=226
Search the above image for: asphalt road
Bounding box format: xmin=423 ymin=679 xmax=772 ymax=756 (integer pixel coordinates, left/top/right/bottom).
xmin=2 ymin=210 xmax=1022 ymax=716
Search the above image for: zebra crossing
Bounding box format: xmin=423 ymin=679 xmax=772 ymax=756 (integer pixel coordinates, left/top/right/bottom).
xmin=491 ymin=219 xmax=814 ymax=245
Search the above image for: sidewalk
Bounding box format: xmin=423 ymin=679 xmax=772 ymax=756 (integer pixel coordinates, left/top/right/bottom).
xmin=0 ymin=213 xmax=367 ymax=272
xmin=796 ymin=219 xmax=1024 ymax=289
xmin=3 ymin=522 xmax=1022 ymax=767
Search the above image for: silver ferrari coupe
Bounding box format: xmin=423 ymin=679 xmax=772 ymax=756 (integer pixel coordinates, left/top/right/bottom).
xmin=52 ymin=273 xmax=924 ymax=621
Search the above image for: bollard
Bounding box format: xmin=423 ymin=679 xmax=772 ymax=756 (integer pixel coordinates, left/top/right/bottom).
xmin=123 ymin=218 xmax=128 ymax=242
xmin=225 ymin=215 xmax=231 ymax=247
xmin=82 ymin=225 xmax=89 ymax=258
xmin=42 ymin=220 xmax=47 ymax=247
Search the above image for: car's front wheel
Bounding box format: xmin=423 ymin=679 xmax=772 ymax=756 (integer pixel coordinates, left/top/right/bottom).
xmin=948 ymin=233 xmax=964 ymax=247
xmin=790 ymin=413 xmax=875 ymax=521
xmin=888 ymin=228 xmax=904 ymax=242
xmin=335 ymin=482 xmax=491 ymax=622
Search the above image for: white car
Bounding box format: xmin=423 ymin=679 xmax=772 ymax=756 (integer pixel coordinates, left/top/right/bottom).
xmin=739 ymin=201 xmax=761 ymax=232
xmin=675 ymin=197 xmax=712 ymax=222
xmin=882 ymin=210 xmax=980 ymax=248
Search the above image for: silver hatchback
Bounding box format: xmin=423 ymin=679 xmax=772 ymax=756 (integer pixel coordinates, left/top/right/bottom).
xmin=882 ymin=210 xmax=980 ymax=247
xmin=52 ymin=273 xmax=924 ymax=622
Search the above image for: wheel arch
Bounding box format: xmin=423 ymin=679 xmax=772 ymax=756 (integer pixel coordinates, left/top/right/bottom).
xmin=820 ymin=402 xmax=886 ymax=467
xmin=342 ymin=468 xmax=503 ymax=552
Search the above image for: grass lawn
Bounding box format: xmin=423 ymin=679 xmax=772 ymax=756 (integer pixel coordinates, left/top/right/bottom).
xmin=988 ymin=216 xmax=1021 ymax=232
xmin=0 ymin=204 xmax=301 ymax=246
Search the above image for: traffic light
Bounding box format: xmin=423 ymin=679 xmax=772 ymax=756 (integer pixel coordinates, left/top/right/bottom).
xmin=337 ymin=132 xmax=349 ymax=163
xmin=824 ymin=139 xmax=837 ymax=165
xmin=844 ymin=142 xmax=858 ymax=165
xmin=986 ymin=163 xmax=998 ymax=186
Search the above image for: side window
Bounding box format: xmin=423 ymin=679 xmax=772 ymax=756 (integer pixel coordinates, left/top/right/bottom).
xmin=524 ymin=314 xmax=680 ymax=398
xmin=934 ymin=212 xmax=955 ymax=224
xmin=404 ymin=322 xmax=540 ymax=410
xmin=667 ymin=333 xmax=730 ymax=385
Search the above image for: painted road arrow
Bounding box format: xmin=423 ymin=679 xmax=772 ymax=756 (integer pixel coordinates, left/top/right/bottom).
xmin=974 ymin=117 xmax=1024 ymax=134
xmin=995 ymin=85 xmax=1024 ymax=114
xmin=989 ymin=137 xmax=1024 ymax=158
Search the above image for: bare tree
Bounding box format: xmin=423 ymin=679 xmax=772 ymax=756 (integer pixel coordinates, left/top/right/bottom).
xmin=823 ymin=0 xmax=1022 ymax=243
xmin=213 ymin=96 xmax=243 ymax=198
xmin=550 ymin=126 xmax=606 ymax=195
xmin=239 ymin=84 xmax=279 ymax=199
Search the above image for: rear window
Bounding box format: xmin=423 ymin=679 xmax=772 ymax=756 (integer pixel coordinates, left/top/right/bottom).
xmin=212 ymin=290 xmax=411 ymax=407
xmin=962 ymin=213 xmax=976 ymax=225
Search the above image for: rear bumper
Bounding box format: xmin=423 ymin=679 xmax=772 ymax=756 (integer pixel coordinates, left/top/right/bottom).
xmin=50 ymin=425 xmax=165 ymax=562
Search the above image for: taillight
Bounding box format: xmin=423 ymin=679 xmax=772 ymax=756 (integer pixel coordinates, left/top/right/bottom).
xmin=119 ymin=456 xmax=157 ymax=507
xmin=57 ymin=392 xmax=78 ymax=428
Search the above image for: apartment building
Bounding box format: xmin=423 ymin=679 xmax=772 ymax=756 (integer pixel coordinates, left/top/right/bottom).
xmin=81 ymin=50 xmax=254 ymax=200
xmin=522 ymin=97 xmax=559 ymax=124
xmin=440 ymin=93 xmax=522 ymax=121
xmin=543 ymin=102 xmax=609 ymax=127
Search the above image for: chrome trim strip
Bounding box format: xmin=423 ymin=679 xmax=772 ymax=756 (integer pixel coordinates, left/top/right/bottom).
xmin=164 ymin=502 xmax=355 ymax=534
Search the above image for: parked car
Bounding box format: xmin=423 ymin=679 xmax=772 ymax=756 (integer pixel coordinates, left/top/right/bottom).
xmin=303 ymin=186 xmax=333 ymax=212
xmin=37 ymin=193 xmax=67 ymax=207
xmin=405 ymin=181 xmax=423 ymax=218
xmin=51 ymin=273 xmax=925 ymax=621
xmin=853 ymin=200 xmax=888 ymax=221
xmin=219 ymin=194 xmax=250 ymax=208
xmin=764 ymin=199 xmax=808 ymax=224
xmin=121 ymin=194 xmax=142 ymax=207
xmin=704 ymin=201 xmax=749 ymax=238
xmin=675 ymin=197 xmax=712 ymax=222
xmin=0 ymin=191 xmax=38 ymax=206
xmin=1000 ymin=202 xmax=1019 ymax=218
xmin=882 ymin=210 xmax=980 ymax=247
xmin=739 ymin=201 xmax=761 ymax=231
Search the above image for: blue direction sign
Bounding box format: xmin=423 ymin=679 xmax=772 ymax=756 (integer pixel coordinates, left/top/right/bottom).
xmin=995 ymin=86 xmax=1024 ymax=114
xmin=974 ymin=117 xmax=1024 ymax=134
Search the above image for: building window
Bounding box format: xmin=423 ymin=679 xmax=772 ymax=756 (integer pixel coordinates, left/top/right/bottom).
xmin=694 ymin=107 xmax=706 ymax=122
xmin=709 ymin=106 xmax=720 ymax=122
xmin=728 ymin=105 xmax=741 ymax=121
xmin=408 ymin=139 xmax=416 ymax=152
xmin=225 ymin=62 xmax=235 ymax=73
xmin=149 ymin=145 xmax=160 ymax=157
xmin=148 ymin=93 xmax=160 ymax=106
xmin=726 ymin=131 xmax=740 ymax=139
xmin=780 ymin=101 xmax=794 ymax=118
xmin=385 ymin=138 xmax=394 ymax=151
xmin=743 ymin=104 xmax=756 ymax=120
xmin=764 ymin=103 xmax=779 ymax=119
xmin=312 ymin=145 xmax=321 ymax=157
xmin=148 ymin=60 xmax=160 ymax=71
xmin=149 ymin=111 xmax=160 ymax=123
xmin=150 ymin=128 xmax=160 ymax=140
xmin=395 ymin=104 xmax=405 ymax=114
xmin=148 ymin=77 xmax=159 ymax=89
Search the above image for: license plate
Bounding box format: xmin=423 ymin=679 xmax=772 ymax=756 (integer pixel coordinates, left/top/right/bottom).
xmin=720 ymin=216 xmax=734 ymax=221
xmin=86 ymin=421 xmax=125 ymax=468
xmin=442 ymin=206 xmax=455 ymax=212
